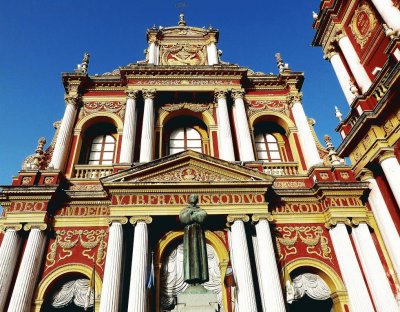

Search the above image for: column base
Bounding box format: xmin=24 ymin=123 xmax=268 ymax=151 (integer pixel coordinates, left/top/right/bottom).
xmin=173 ymin=285 xmax=219 ymax=312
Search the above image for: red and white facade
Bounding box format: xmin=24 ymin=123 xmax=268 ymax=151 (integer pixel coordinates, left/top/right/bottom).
xmin=0 ymin=12 xmax=398 ymax=312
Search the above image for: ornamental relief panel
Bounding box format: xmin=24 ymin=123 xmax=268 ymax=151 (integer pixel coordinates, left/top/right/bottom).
xmin=45 ymin=229 xmax=107 ymax=270
xmin=78 ymin=101 xmax=125 ymax=120
xmin=349 ymin=2 xmax=378 ymax=49
xmin=275 ymin=226 xmax=332 ymax=262
xmin=245 ymin=100 xmax=289 ymax=117
xmin=160 ymin=102 xmax=213 ymax=115
xmin=160 ymin=44 xmax=207 ymax=65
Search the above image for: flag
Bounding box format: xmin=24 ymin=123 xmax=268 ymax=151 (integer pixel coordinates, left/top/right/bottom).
xmin=84 ymin=263 xmax=95 ymax=311
xmin=147 ymin=251 xmax=155 ymax=289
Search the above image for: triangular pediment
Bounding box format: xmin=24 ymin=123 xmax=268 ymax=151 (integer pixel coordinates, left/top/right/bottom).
xmin=101 ymin=151 xmax=274 ymax=185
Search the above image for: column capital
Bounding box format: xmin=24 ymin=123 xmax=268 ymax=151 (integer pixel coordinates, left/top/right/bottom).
xmin=378 ymin=149 xmax=396 ymax=163
xmin=287 ymin=92 xmax=303 ymax=106
xmin=333 ymin=26 xmax=347 ymax=42
xmin=142 ymin=89 xmax=156 ymax=100
xmin=231 ymin=89 xmax=245 ymax=100
xmin=351 ymin=217 xmax=371 ymax=227
xmin=214 ymin=89 xmax=228 ymax=102
xmin=130 ymin=216 xmax=153 ymax=225
xmin=0 ymin=223 xmax=23 ymax=232
xmin=357 ymin=168 xmax=374 ymax=182
xmin=107 ymin=217 xmax=129 ymax=225
xmin=64 ymin=94 xmax=81 ymax=108
xmin=23 ymin=223 xmax=47 ymax=231
xmin=252 ymin=213 xmax=273 ymax=223
xmin=324 ymin=217 xmax=351 ymax=229
xmin=125 ymin=89 xmax=139 ymax=100
xmin=227 ymin=214 xmax=250 ymax=226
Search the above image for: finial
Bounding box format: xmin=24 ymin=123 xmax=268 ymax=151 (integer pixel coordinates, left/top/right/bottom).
xmin=324 ymin=135 xmax=342 ymax=165
xmin=75 ymin=52 xmax=90 ymax=74
xmin=275 ymin=53 xmax=285 ymax=73
xmin=178 ymin=13 xmax=186 ymax=26
xmin=31 ymin=137 xmax=46 ymax=170
xmin=383 ymin=24 xmax=395 ymax=39
xmin=312 ymin=11 xmax=318 ymax=20
xmin=335 ymin=106 xmax=343 ymax=122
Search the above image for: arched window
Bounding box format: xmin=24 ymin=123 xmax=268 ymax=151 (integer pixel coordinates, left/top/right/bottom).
xmin=255 ymin=133 xmax=282 ymax=162
xmin=87 ymin=134 xmax=116 ymax=165
xmin=169 ymin=127 xmax=202 ymax=155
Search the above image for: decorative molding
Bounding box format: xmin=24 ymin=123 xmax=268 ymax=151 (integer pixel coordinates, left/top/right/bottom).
xmin=160 ymin=44 xmax=206 ymax=66
xmin=160 ymin=102 xmax=212 ymax=114
xmin=79 ymin=101 xmax=125 ymax=120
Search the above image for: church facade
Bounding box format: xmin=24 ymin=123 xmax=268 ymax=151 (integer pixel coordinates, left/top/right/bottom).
xmin=0 ymin=5 xmax=399 ymax=311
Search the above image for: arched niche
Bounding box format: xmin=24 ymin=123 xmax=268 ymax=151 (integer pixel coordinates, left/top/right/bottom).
xmin=154 ymin=230 xmax=229 ymax=312
xmin=33 ymin=264 xmax=102 ymax=312
xmin=285 ymin=258 xmax=349 ymax=312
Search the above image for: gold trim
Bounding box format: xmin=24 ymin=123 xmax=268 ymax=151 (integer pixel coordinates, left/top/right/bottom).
xmin=129 ymin=216 xmax=153 ymax=224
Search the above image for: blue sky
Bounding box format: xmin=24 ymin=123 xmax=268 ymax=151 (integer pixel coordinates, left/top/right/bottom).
xmin=0 ymin=0 xmax=347 ymax=184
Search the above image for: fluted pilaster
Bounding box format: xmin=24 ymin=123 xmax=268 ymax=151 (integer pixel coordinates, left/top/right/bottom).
xmin=50 ymin=95 xmax=79 ymax=171
xmin=0 ymin=227 xmax=22 ymax=311
xmin=328 ymin=221 xmax=374 ymax=312
xmin=253 ymin=215 xmax=285 ymax=312
xmin=99 ymin=221 xmax=125 ymax=312
xmin=232 ymin=90 xmax=255 ymax=161
xmin=120 ymin=90 xmax=139 ymax=163
xmin=215 ymin=90 xmax=235 ymax=161
xmin=352 ymin=222 xmax=399 ymax=312
xmin=127 ymin=217 xmax=152 ymax=312
xmin=139 ymin=90 xmax=156 ymax=163
xmin=8 ymin=227 xmax=46 ymax=312
xmin=228 ymin=215 xmax=257 ymax=312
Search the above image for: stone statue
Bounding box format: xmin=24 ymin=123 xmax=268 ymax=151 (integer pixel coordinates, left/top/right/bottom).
xmin=179 ymin=194 xmax=209 ymax=284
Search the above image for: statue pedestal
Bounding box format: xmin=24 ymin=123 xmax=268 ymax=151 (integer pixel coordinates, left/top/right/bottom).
xmin=173 ymin=285 xmax=219 ymax=312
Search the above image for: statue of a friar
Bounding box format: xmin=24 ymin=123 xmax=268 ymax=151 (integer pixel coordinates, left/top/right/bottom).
xmin=179 ymin=194 xmax=209 ymax=284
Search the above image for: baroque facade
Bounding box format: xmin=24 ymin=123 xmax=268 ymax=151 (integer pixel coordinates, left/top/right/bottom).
xmin=0 ymin=6 xmax=399 ymax=311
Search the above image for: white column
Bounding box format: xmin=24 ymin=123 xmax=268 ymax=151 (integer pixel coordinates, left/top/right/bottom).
xmin=352 ymin=222 xmax=399 ymax=312
xmin=228 ymin=216 xmax=257 ymax=312
xmin=329 ymin=222 xmax=374 ymax=312
xmin=8 ymin=227 xmax=46 ymax=312
xmin=253 ymin=216 xmax=285 ymax=312
xmin=139 ymin=90 xmax=156 ymax=163
xmin=379 ymin=151 xmax=400 ymax=209
xmin=360 ymin=172 xmax=400 ymax=283
xmin=99 ymin=221 xmax=124 ymax=312
xmin=371 ymin=0 xmax=400 ymax=34
xmin=337 ymin=34 xmax=372 ymax=93
xmin=251 ymin=236 xmax=266 ymax=312
xmin=0 ymin=227 xmax=21 ymax=309
xmin=207 ymin=42 xmax=219 ymax=65
xmin=50 ymin=95 xmax=79 ymax=171
xmin=148 ymin=41 xmax=159 ymax=65
xmin=120 ymin=90 xmax=138 ymax=163
xmin=231 ymin=90 xmax=255 ymax=161
xmin=328 ymin=51 xmax=356 ymax=105
xmin=127 ymin=218 xmax=151 ymax=312
xmin=290 ymin=95 xmax=321 ymax=168
xmin=215 ymin=90 xmax=235 ymax=161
